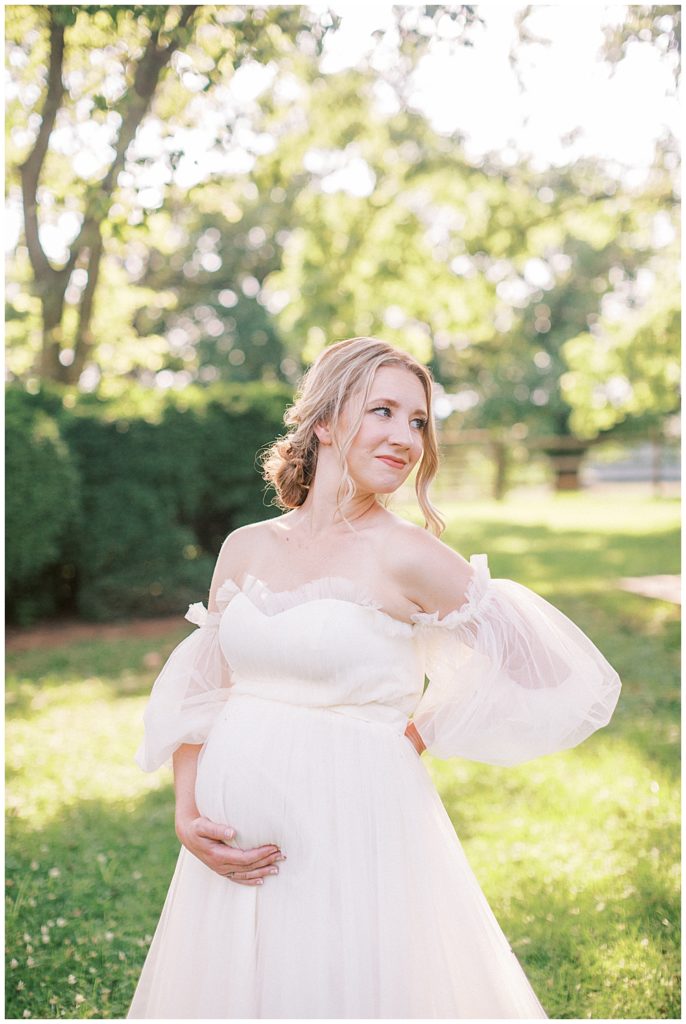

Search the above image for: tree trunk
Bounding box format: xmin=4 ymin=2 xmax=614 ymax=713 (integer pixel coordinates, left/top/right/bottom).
xmin=39 ymin=289 xmax=67 ymax=379
xmin=650 ymin=427 xmax=663 ymax=498
xmin=548 ymin=450 xmax=587 ymax=491
xmin=491 ymin=440 xmax=508 ymax=501
xmin=68 ymin=230 xmax=104 ymax=384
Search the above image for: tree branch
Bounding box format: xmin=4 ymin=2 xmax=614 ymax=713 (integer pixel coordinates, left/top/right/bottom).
xmin=70 ymin=229 xmax=104 ymax=383
xmin=65 ymin=6 xmax=199 ymax=270
xmin=19 ymin=8 xmax=66 ymax=283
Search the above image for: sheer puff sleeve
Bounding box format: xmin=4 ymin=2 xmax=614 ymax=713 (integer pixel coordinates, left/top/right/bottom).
xmin=134 ymin=580 xmax=239 ymax=772
xmin=410 ymin=554 xmax=621 ymax=767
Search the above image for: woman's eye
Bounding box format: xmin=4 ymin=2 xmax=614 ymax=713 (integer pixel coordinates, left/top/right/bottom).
xmin=370 ymin=407 xmax=426 ymax=430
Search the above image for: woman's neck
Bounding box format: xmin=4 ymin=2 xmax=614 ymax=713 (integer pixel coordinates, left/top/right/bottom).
xmin=288 ymin=493 xmax=381 ymax=538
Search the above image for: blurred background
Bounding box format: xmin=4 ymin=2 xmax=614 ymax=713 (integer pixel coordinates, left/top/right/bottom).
xmin=5 ymin=5 xmax=680 ymax=1020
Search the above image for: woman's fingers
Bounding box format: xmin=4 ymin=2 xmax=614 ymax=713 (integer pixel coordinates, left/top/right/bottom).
xmin=225 ymin=863 xmax=281 ymax=884
xmin=220 ymin=846 xmax=285 ymax=871
xmin=193 ymin=818 xmax=243 ymax=844
xmin=198 ymin=836 xmax=285 ymax=875
xmin=239 ymin=849 xmax=285 ymax=870
xmin=193 ymin=819 xmax=282 ymax=860
xmin=215 ymin=844 xmax=286 ymax=883
xmin=183 ymin=816 xmax=286 ymax=881
xmin=221 ymin=843 xmax=280 ymax=865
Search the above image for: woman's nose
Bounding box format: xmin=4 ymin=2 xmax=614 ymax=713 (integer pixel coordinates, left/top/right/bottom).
xmin=387 ymin=419 xmax=413 ymax=447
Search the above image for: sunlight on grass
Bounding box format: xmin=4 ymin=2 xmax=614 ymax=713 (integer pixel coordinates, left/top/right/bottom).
xmin=7 ymin=683 xmax=166 ymax=821
xmin=428 ymin=492 xmax=680 ymax=536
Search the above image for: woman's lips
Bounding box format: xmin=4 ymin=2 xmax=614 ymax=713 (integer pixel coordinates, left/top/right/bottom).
xmin=376 ymin=456 xmax=406 ymax=469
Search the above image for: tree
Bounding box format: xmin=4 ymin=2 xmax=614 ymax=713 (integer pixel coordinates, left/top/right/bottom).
xmin=560 ymin=245 xmax=680 ymax=439
xmin=7 ymin=4 xmax=336 ymax=385
xmin=16 ymin=6 xmax=196 ymax=381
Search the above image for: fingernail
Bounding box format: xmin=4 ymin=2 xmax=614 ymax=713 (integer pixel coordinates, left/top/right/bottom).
xmin=277 ymin=855 xmax=287 ymax=861
xmin=225 ymin=829 xmax=235 ymax=839
xmin=269 ymin=868 xmax=278 ymax=875
xmin=256 ymin=879 xmax=264 ymax=885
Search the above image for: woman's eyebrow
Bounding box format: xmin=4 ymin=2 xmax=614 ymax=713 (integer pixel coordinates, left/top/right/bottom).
xmin=368 ymin=396 xmax=428 ymax=417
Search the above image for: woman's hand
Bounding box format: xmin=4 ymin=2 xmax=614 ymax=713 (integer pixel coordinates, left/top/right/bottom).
xmin=404 ymin=720 xmax=426 ymax=756
xmin=176 ymin=815 xmax=285 ymax=886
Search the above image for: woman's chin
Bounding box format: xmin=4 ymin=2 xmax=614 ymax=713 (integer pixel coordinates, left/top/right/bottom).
xmin=347 ymin=471 xmax=409 ymax=498
xmin=372 ymin=478 xmax=406 ymax=496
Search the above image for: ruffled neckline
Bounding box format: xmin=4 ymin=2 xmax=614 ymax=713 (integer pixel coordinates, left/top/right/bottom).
xmin=217 ymin=574 xmax=416 ymax=638
xmin=185 ymin=553 xmax=492 ymax=635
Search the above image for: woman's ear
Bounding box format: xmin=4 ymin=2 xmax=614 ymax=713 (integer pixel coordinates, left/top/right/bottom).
xmin=314 ymin=420 xmax=333 ymax=446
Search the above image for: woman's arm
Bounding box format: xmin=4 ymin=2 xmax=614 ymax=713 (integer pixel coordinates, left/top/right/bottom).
xmin=404 ymin=720 xmax=426 ymax=755
xmin=173 ymin=742 xmax=203 ymax=835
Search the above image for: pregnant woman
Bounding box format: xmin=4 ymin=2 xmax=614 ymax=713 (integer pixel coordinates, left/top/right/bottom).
xmin=128 ymin=336 xmax=621 ymax=1019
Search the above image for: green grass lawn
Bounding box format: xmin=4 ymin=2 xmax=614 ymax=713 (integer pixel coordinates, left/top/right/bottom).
xmin=6 ymin=493 xmax=680 ymax=1019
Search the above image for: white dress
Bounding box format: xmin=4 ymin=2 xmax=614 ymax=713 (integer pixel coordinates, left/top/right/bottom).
xmin=128 ymin=554 xmax=621 ymax=1019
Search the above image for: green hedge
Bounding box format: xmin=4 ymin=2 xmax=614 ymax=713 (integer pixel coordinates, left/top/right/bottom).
xmin=5 ymin=389 xmax=82 ymax=624
xmin=5 ymin=382 xmax=291 ymax=624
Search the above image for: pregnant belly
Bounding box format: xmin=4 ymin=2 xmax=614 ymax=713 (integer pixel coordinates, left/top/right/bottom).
xmin=194 ymin=693 xmax=423 ymax=869
xmin=194 ymin=696 xmax=312 ymax=854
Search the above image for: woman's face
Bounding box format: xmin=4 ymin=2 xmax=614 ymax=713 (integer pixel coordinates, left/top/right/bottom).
xmin=337 ymin=365 xmax=429 ymax=496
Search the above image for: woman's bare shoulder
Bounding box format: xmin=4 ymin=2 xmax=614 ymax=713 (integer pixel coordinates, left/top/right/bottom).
xmin=380 ymin=512 xmax=473 ymax=615
xmin=221 ymin=516 xmax=281 ymax=548
xmin=213 ymin=516 xmax=284 ymax=581
xmin=383 ymin=515 xmax=468 ymax=569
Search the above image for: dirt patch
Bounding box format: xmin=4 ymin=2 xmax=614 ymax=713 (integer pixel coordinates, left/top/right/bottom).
xmin=6 ymin=614 xmax=186 ymax=654
xmin=617 ymin=575 xmax=681 ymax=605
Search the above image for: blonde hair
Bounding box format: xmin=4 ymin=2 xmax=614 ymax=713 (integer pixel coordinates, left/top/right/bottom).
xmin=260 ymin=337 xmax=444 ymax=535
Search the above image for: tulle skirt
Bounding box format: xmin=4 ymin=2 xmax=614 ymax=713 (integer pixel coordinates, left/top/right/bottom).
xmin=128 ymin=694 xmax=548 ymax=1019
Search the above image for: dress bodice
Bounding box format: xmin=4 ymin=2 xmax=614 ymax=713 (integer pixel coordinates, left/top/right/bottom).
xmin=218 ymin=577 xmax=425 ymax=729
